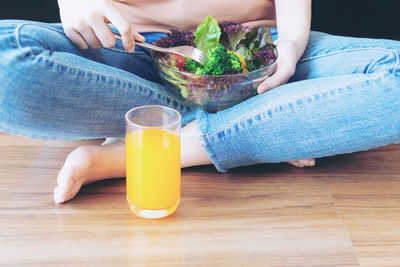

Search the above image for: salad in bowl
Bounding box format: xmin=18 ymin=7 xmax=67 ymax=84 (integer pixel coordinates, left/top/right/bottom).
xmin=152 ymin=16 xmax=277 ymax=112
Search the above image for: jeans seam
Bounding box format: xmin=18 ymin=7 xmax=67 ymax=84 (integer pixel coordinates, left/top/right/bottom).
xmin=392 ymin=49 xmax=400 ymax=73
xmin=207 ymin=71 xmax=388 ymax=139
xmin=300 ymin=47 xmax=399 ymax=67
xmin=196 ymin=110 xmax=227 ymax=172
xmin=13 ymin=24 xmax=187 ymax=109
xmin=35 ymin=54 xmax=185 ymax=105
xmin=0 ymin=123 xmax=53 ymax=141
xmin=15 ymin=22 xmax=147 ymax=56
xmin=14 ymin=23 xmax=34 ymax=56
xmin=35 ymin=53 xmax=140 ymax=87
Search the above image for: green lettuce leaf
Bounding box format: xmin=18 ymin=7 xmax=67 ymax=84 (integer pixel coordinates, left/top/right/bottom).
xmin=239 ymin=28 xmax=258 ymax=48
xmin=257 ymin=27 xmax=273 ymax=48
xmin=220 ymin=29 xmax=247 ymax=52
xmin=237 ymin=27 xmax=275 ymax=71
xmin=236 ymin=46 xmax=251 ymax=61
xmin=194 ymin=16 xmax=221 ymax=52
xmin=246 ymin=57 xmax=266 ymax=72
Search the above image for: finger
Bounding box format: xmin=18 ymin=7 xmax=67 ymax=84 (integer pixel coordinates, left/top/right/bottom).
xmin=104 ymin=5 xmax=144 ymax=52
xmin=257 ymin=66 xmax=292 ymax=94
xmin=132 ymin=30 xmax=145 ymax=42
xmin=64 ymin=28 xmax=89 ymax=50
xmin=76 ymin=24 xmax=103 ymax=50
xmin=90 ymin=17 xmax=116 ymax=49
xmin=83 ymin=27 xmax=103 ymax=50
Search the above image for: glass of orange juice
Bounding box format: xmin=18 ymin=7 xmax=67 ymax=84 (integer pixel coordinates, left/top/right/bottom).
xmin=125 ymin=105 xmax=181 ymax=219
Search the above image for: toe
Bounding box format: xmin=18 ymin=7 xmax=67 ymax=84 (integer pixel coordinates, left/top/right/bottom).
xmin=54 ymin=186 xmax=67 ymax=204
xmin=297 ymin=159 xmax=316 ymax=167
xmin=54 ymin=179 xmax=82 ymax=204
xmin=288 ymin=158 xmax=316 ymax=168
xmin=54 ymin=147 xmax=93 ymax=204
xmin=288 ymin=161 xmax=304 ymax=168
xmin=54 ymin=165 xmax=84 ymax=204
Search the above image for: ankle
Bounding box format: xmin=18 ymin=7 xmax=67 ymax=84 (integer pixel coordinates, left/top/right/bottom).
xmin=181 ymin=121 xmax=212 ymax=168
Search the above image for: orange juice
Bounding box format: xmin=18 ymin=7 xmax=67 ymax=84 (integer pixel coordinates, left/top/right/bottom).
xmin=126 ymin=129 xmax=180 ymax=214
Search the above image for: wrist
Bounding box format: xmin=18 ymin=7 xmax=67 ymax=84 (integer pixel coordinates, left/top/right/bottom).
xmin=275 ymin=38 xmax=306 ymax=62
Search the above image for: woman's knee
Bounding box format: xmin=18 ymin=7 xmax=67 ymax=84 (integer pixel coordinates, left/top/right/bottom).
xmin=366 ymin=39 xmax=400 ymax=74
xmin=0 ymin=20 xmax=67 ymax=58
xmin=0 ymin=21 xmax=56 ymax=81
xmin=0 ymin=21 xmax=51 ymax=137
xmin=303 ymin=32 xmax=400 ymax=76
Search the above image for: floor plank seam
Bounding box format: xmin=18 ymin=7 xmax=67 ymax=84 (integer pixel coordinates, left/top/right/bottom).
xmin=326 ymin=183 xmax=361 ymax=266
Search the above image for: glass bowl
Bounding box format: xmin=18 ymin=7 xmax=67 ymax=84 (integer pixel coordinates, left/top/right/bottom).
xmin=151 ymin=48 xmax=277 ymax=113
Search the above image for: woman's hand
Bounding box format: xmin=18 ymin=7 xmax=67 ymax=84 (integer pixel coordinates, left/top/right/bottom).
xmin=58 ymin=0 xmax=144 ymax=52
xmin=257 ymin=40 xmax=298 ymax=94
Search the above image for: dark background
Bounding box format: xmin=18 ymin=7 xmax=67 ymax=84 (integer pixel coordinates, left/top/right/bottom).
xmin=0 ymin=0 xmax=399 ymax=40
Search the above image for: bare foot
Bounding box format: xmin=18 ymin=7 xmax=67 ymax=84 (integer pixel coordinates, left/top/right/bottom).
xmin=54 ymin=142 xmax=126 ymax=203
xmin=288 ymin=158 xmax=316 ymax=168
xmin=53 ymin=120 xmax=213 ymax=203
xmin=54 ymin=122 xmax=316 ymax=203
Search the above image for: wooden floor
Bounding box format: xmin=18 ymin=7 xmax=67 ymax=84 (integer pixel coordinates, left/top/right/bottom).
xmin=1 ymin=131 xmax=400 ymax=266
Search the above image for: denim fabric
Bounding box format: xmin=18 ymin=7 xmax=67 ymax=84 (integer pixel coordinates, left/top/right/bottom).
xmin=1 ymin=20 xmax=400 ymax=171
xmin=198 ymin=32 xmax=400 ymax=171
xmin=0 ymin=20 xmax=195 ymax=139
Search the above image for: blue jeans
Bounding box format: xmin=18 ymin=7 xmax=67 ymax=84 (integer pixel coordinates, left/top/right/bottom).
xmin=1 ymin=20 xmax=400 ymax=172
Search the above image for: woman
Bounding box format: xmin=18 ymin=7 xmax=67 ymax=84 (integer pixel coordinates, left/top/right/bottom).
xmin=0 ymin=0 xmax=399 ymax=203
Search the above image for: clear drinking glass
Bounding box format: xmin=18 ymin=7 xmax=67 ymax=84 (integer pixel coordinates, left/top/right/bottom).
xmin=125 ymin=105 xmax=181 ymax=219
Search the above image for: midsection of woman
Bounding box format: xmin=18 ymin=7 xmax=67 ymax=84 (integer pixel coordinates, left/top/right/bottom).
xmin=114 ymin=0 xmax=277 ymax=33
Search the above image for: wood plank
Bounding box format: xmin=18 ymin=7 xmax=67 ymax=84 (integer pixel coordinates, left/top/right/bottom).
xmin=329 ymin=179 xmax=400 ymax=266
xmin=316 ymin=144 xmax=400 ymax=266
xmin=0 ymin=132 xmax=358 ymax=266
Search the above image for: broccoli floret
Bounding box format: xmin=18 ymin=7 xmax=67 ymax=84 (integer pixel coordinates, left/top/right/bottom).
xmin=183 ymin=58 xmax=202 ymax=73
xmin=229 ymin=52 xmax=242 ymax=71
xmin=183 ymin=44 xmax=243 ymax=75
xmin=203 ymin=44 xmax=242 ymax=75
